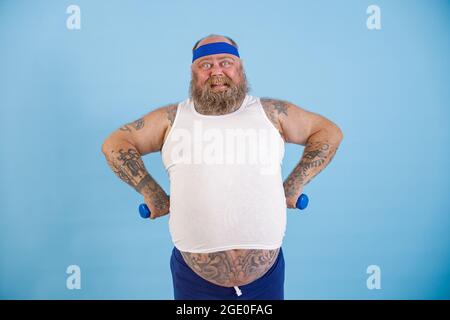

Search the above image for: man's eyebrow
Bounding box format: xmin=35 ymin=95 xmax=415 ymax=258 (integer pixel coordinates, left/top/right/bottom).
xmin=196 ymin=55 xmax=236 ymax=64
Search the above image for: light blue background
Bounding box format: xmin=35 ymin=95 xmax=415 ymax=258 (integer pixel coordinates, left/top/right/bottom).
xmin=1 ymin=0 xmax=449 ymax=299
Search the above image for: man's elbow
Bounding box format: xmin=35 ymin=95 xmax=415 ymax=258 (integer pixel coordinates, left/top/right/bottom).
xmin=101 ymin=138 xmax=112 ymax=155
xmin=101 ymin=133 xmax=117 ymax=155
xmin=323 ymin=123 xmax=343 ymax=143
xmin=101 ymin=132 xmax=135 ymax=155
xmin=334 ymin=126 xmax=344 ymax=142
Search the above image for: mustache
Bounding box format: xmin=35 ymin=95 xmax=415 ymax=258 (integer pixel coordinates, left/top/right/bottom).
xmin=207 ymin=76 xmax=232 ymax=86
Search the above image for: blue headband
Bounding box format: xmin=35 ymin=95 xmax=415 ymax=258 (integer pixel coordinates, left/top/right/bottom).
xmin=192 ymin=42 xmax=240 ymax=63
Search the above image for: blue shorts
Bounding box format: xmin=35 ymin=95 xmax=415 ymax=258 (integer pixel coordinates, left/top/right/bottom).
xmin=170 ymin=246 xmax=285 ymax=300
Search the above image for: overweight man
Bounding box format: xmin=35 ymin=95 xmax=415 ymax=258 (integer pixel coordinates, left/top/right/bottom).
xmin=101 ymin=34 xmax=343 ymax=300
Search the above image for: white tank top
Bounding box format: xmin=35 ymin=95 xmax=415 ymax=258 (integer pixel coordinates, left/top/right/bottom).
xmin=161 ymin=94 xmax=286 ymax=253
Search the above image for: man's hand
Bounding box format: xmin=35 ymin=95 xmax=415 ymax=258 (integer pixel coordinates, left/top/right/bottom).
xmin=284 ymin=186 xmax=303 ymax=209
xmin=143 ymin=192 xmax=170 ymax=219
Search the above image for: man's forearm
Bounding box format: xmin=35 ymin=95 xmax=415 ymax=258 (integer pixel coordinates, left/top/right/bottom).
xmin=102 ymin=139 xmax=169 ymax=212
xmin=283 ymin=128 xmax=342 ymax=198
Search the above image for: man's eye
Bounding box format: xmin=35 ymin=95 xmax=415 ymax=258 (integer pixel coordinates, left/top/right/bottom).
xmin=221 ymin=61 xmax=231 ymax=67
xmin=201 ymin=63 xmax=211 ymax=69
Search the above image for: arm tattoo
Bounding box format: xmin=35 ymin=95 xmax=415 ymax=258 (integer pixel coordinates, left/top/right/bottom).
xmin=260 ymin=98 xmax=289 ymax=140
xmin=166 ymin=104 xmax=178 ymax=126
xmin=284 ymin=136 xmax=340 ymax=197
xmin=180 ymin=248 xmax=280 ymax=287
xmin=119 ymin=117 xmax=145 ymax=132
xmin=105 ymin=148 xmax=148 ymax=191
xmin=104 ymin=147 xmax=168 ymax=211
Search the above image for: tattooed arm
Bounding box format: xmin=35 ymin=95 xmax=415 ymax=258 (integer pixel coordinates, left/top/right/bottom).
xmin=101 ymin=103 xmax=178 ymax=218
xmin=260 ymin=98 xmax=343 ymax=208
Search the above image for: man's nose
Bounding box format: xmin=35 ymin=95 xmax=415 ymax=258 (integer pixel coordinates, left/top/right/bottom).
xmin=210 ymin=63 xmax=224 ymax=76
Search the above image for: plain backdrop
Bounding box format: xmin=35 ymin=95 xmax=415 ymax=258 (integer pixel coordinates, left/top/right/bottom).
xmin=0 ymin=0 xmax=449 ymax=299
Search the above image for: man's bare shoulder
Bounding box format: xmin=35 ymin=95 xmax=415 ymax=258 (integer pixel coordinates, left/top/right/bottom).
xmin=259 ymin=97 xmax=290 ymax=141
xmin=143 ymin=102 xmax=178 ymax=127
xmin=158 ymin=102 xmax=179 ymax=144
xmin=260 ymin=97 xmax=289 ymax=116
xmin=162 ymin=103 xmax=178 ymax=126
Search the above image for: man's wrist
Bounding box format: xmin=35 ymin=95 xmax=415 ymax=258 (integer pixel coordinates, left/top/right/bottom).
xmin=283 ymin=180 xmax=303 ymax=198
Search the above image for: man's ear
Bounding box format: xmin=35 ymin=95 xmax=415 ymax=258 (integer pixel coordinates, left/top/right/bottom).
xmin=238 ymin=58 xmax=245 ymax=70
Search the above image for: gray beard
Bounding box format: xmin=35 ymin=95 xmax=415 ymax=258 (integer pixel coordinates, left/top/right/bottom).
xmin=189 ymin=72 xmax=250 ymax=115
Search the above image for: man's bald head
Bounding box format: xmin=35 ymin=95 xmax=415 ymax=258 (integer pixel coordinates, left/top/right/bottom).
xmin=192 ymin=34 xmax=239 ymax=52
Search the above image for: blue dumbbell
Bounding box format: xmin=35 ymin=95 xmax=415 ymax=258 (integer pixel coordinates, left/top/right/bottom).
xmin=296 ymin=193 xmax=309 ymax=210
xmin=139 ymin=193 xmax=309 ymax=219
xmin=139 ymin=203 xmax=151 ymax=219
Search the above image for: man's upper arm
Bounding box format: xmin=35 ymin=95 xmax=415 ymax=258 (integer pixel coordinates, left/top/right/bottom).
xmin=104 ymin=103 xmax=178 ymax=155
xmin=261 ymin=98 xmax=343 ymax=146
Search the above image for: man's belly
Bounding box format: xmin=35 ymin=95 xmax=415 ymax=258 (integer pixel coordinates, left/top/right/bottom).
xmin=179 ymin=248 xmax=280 ymax=287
